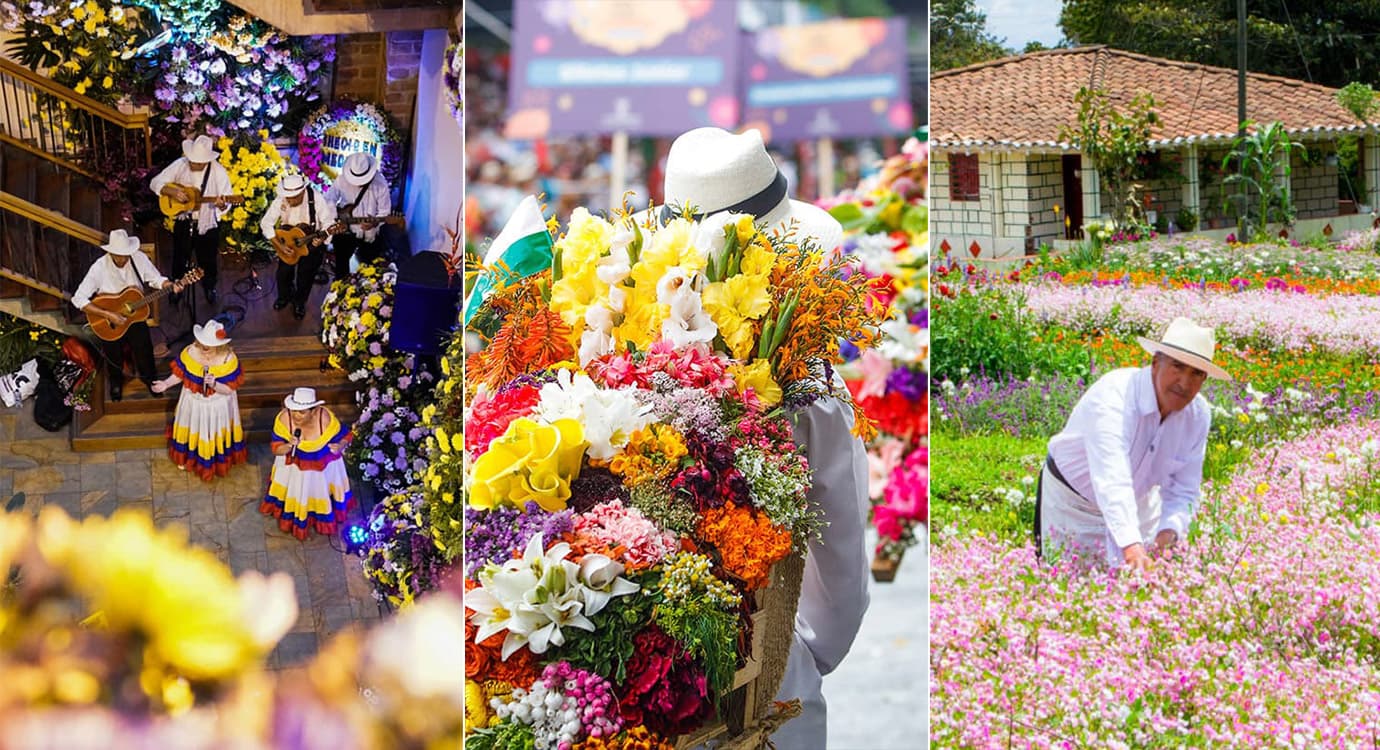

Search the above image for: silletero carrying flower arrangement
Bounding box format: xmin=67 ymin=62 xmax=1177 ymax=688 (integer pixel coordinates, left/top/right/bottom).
xmin=463 ymin=207 xmax=885 ymax=748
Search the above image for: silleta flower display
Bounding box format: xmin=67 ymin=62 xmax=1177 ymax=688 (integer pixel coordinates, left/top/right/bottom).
xmin=463 ymin=206 xmax=885 ymax=747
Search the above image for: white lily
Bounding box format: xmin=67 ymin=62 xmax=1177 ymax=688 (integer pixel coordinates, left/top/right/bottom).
xmin=577 ymin=553 xmax=641 ymax=615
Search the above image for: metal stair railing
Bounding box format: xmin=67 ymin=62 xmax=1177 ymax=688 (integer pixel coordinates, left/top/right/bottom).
xmin=0 ymin=57 xmax=152 ymax=179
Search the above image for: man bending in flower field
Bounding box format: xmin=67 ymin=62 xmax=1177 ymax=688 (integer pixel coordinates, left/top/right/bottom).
xmin=1037 ymin=317 xmax=1232 ymax=571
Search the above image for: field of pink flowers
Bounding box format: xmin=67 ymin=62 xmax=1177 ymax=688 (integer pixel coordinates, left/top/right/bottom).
xmin=933 ymin=421 xmax=1380 ymax=747
xmin=933 ymin=233 xmax=1380 ymax=746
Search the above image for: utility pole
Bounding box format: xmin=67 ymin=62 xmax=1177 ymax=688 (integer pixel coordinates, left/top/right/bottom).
xmin=1237 ymin=0 xmax=1248 ymax=233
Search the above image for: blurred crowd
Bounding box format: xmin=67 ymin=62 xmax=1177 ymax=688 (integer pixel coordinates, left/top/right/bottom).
xmin=464 ymin=46 xmax=908 ymax=244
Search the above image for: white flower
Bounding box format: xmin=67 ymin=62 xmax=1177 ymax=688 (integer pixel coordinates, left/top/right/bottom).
xmin=692 ymin=211 xmax=753 ymax=271
xmin=534 ymin=371 xmax=653 ymax=459
xmin=577 ymin=554 xmax=640 ymax=615
xmin=236 ymin=571 xmax=297 ymax=650
xmin=656 ymin=268 xmax=717 ymax=348
xmin=362 ymin=593 xmax=466 ymax=705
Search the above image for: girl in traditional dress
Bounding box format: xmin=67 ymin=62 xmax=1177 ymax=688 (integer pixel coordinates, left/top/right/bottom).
xmin=151 ymin=319 xmax=246 ymax=480
xmin=259 ymin=387 xmax=353 ymax=539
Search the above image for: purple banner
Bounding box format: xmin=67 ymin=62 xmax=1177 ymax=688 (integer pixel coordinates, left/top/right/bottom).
xmin=741 ymin=17 xmax=912 ymax=143
xmin=506 ymin=0 xmax=740 ymax=138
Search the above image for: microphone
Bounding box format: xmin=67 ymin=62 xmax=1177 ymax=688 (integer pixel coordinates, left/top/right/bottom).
xmin=289 ymin=428 xmax=302 ymax=461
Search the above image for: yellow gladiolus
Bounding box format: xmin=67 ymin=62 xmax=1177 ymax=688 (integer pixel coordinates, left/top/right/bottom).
xmin=728 ymin=360 xmax=783 ymax=406
xmin=468 ymin=417 xmax=587 ymax=512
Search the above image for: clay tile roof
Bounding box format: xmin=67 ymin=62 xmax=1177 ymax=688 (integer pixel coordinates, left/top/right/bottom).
xmin=931 ymin=45 xmax=1376 ymax=151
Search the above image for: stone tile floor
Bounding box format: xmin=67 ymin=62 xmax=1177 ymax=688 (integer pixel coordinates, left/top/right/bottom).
xmin=0 ymin=400 xmax=384 ymax=669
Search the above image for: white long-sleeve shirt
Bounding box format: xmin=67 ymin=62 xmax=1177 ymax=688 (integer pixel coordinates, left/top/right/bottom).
xmin=260 ymin=189 xmax=338 ymax=246
xmin=149 ymin=158 xmax=232 ymax=235
xmin=325 ymin=176 xmax=391 ymax=242
xmin=1046 ymin=366 xmax=1211 ymax=548
xmin=71 ymin=252 xmax=169 ymax=310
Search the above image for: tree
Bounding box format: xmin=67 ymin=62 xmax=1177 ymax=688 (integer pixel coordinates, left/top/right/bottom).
xmin=1058 ymin=87 xmax=1160 ymax=227
xmin=931 ymin=0 xmax=1010 ymax=71
xmin=1060 ymin=0 xmax=1380 ymax=90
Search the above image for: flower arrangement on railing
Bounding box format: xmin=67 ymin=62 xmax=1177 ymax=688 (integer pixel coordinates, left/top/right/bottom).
xmin=146 ymin=13 xmax=333 ymax=138
xmin=826 ymin=133 xmax=929 ymax=578
xmin=461 ymin=206 xmax=884 ymax=746
xmin=444 ymin=40 xmax=463 ymax=129
xmin=0 ymin=504 xmax=468 ymax=747
xmin=4 ymin=1 xmax=154 ymax=107
xmin=322 ymin=260 xmax=398 ymax=382
xmin=297 ymin=99 xmax=405 ymax=192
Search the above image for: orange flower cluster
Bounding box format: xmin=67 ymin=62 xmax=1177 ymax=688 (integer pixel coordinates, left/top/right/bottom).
xmin=572 ymin=725 xmax=676 ymax=750
xmin=695 ymin=501 xmax=793 ymax=591
xmin=467 ymin=275 xmax=576 ymax=392
xmin=766 ymin=243 xmax=886 ymax=439
xmin=605 ymin=424 xmax=688 ymax=486
xmin=465 ymin=616 xmax=541 ymax=687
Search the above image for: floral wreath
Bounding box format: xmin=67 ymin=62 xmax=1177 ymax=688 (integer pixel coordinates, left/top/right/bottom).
xmin=443 ymin=40 xmax=462 ymax=129
xmin=296 ymin=98 xmax=404 ymax=191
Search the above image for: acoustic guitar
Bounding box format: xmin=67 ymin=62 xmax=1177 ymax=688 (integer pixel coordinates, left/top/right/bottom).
xmin=159 ymin=185 xmax=245 ymax=218
xmin=271 ymin=215 xmax=403 ymax=265
xmin=85 ymin=268 xmax=203 ymax=342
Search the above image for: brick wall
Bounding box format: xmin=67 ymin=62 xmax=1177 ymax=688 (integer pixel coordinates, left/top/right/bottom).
xmin=1024 ymin=154 xmax=1063 ymax=247
xmin=1291 ymin=151 xmax=1340 ymax=220
xmin=333 ymin=33 xmax=385 ymax=102
xmin=384 ymin=30 xmax=425 ymax=134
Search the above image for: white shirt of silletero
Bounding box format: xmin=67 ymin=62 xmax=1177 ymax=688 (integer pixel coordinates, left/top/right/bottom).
xmin=70 ymin=252 xmax=169 ymax=310
xmin=1046 ymin=365 xmax=1211 ymax=553
xmin=149 ymin=158 xmax=233 ymax=235
xmin=326 ymin=177 xmax=391 ymax=242
xmin=259 ymin=189 xmax=338 ymax=246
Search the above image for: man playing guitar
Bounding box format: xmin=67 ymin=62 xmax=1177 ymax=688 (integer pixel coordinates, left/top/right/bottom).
xmin=260 ymin=173 xmax=337 ymax=321
xmin=71 ymin=230 xmax=186 ymax=402
xmin=326 ymin=151 xmax=392 ymax=280
xmin=150 ymin=134 xmax=234 ymax=306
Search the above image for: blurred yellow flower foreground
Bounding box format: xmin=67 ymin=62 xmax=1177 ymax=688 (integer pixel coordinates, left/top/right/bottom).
xmin=0 ymin=507 xmax=465 ymax=749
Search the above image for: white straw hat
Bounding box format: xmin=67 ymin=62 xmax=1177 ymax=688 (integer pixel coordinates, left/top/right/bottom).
xmin=101 ymin=229 xmax=140 ymax=256
xmin=284 ymin=387 xmax=324 ymax=411
xmin=182 ymin=134 xmax=218 ymax=163
xmin=192 ymin=319 xmax=231 ymax=348
xmin=660 ymin=127 xmax=842 ymax=251
xmin=341 ymin=152 xmax=379 ymax=187
xmin=1137 ymin=317 xmax=1232 ymax=380
xmin=279 ymin=173 xmax=307 ymax=198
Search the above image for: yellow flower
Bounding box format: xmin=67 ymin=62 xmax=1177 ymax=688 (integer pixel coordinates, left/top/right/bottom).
xmin=631 ymin=218 xmax=706 ymax=291
xmin=739 ymin=241 xmax=777 ymax=276
xmin=728 ymin=360 xmax=782 ymax=406
xmin=733 ymin=215 xmax=758 ymax=246
xmin=549 ymin=266 xmax=604 ymax=331
xmin=703 ymin=274 xmax=772 ymax=359
xmin=74 ymin=79 xmax=90 ymax=95
xmin=102 ymin=76 xmax=112 ymax=89
xmin=555 ymin=208 xmax=613 ymax=273
xmin=468 ymin=417 xmax=587 ymax=512
xmin=28 ymin=330 xmax=39 ymax=341
xmin=1255 ymin=482 xmax=1270 ymax=496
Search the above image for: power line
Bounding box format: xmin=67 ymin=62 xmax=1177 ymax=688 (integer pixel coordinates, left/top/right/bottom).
xmin=1278 ymin=0 xmax=1313 ymax=83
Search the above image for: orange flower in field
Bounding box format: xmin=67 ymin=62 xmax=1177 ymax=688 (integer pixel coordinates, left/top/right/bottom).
xmin=695 ymin=501 xmax=793 ymax=591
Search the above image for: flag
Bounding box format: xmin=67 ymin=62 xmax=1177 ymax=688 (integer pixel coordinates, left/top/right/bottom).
xmin=463 ymin=195 xmax=553 ymax=326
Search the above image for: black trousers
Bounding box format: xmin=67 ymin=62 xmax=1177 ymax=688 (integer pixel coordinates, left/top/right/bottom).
xmin=96 ymin=321 xmax=155 ymax=388
xmin=172 ymin=218 xmax=221 ymax=290
xmin=333 ymin=233 xmax=384 ymax=279
xmin=276 ymin=244 xmax=325 ymax=307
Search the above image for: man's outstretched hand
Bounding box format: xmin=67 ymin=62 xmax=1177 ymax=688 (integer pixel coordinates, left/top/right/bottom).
xmin=1122 ymin=542 xmax=1153 ymax=572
